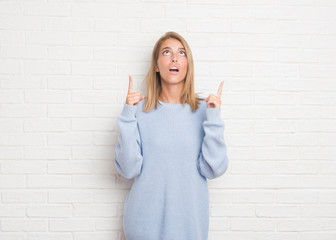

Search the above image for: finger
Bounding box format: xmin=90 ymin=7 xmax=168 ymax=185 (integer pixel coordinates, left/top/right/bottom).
xmin=128 ymin=75 xmax=133 ymax=94
xmin=217 ymin=81 xmax=224 ymax=97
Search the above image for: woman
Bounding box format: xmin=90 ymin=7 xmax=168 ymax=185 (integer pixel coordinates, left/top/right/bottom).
xmin=114 ymin=31 xmax=228 ymax=240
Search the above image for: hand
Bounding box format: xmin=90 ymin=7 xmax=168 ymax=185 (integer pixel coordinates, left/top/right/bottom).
xmin=205 ymin=81 xmax=223 ymax=109
xmin=125 ymin=75 xmax=145 ymax=106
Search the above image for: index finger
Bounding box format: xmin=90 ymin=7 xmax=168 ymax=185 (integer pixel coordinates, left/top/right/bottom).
xmin=128 ymin=75 xmax=133 ymax=94
xmin=217 ymin=81 xmax=224 ymax=97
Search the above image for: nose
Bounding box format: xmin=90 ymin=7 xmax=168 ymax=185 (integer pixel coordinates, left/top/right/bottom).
xmin=171 ymin=53 xmax=177 ymax=62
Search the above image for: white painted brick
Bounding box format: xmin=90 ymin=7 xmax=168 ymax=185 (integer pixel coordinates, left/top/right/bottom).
xmin=211 ymin=204 xmax=255 ymax=217
xmin=47 ymin=17 xmax=94 ymax=31
xmin=0 ymin=16 xmax=44 ymax=30
xmin=48 ymin=46 xmax=92 ymax=60
xmin=319 ymin=162 xmax=336 ymax=174
xmin=25 ymin=147 xmax=71 ymax=160
xmin=209 ymin=217 xmax=230 ymax=231
xmin=299 ymin=147 xmax=336 ymax=161
xmin=26 ymin=205 xmax=72 ymax=217
xmin=278 ymin=219 xmax=322 ymax=232
xmin=72 ymin=146 xmax=113 ymax=160
xmin=0 ymin=175 xmax=26 ymax=188
xmin=25 ymin=90 xmax=70 ymax=103
xmin=277 ymin=134 xmax=318 ymax=146
xmin=116 ymin=3 xmax=164 ymax=18
xmin=141 ymin=19 xmax=186 ymax=32
xmin=231 ymin=218 xmax=276 ymax=231
xmin=231 ymin=161 xmax=276 ymax=174
xmin=48 ymin=105 xmax=92 ymax=118
xmin=72 ymin=175 xmax=115 ymax=188
xmin=23 ymin=3 xmax=70 ymax=16
xmin=1 ymin=160 xmax=46 ymax=174
xmin=71 ymin=119 xmax=115 ymax=131
xmin=0 ymin=2 xmax=22 ymax=15
xmin=25 ymin=31 xmax=71 ymax=45
xmin=277 ymin=190 xmax=318 ymax=204
xmin=276 ymin=162 xmax=318 ymax=174
xmin=256 ymin=204 xmax=298 ymax=217
xmin=24 ymin=119 xmax=70 ymax=132
xmin=95 ymin=218 xmax=121 ymax=230
xmin=48 ymin=189 xmax=94 ymax=203
xmin=48 ymin=76 xmax=92 ymax=90
xmin=1 ymin=219 xmax=48 ymax=232
xmin=301 ymin=205 xmax=336 ymax=217
xmin=73 ymin=204 xmax=117 ymax=217
xmin=47 ymin=133 xmax=92 ymax=146
xmin=0 ymin=147 xmax=23 ymax=160
xmin=0 ymin=119 xmax=22 ymax=132
xmin=72 ymin=91 xmax=115 ymax=104
xmin=49 ymin=219 xmax=95 ymax=232
xmin=72 ymin=32 xmax=117 ymax=46
xmin=2 ymin=190 xmax=47 ymax=203
xmin=95 ymin=19 xmax=139 ymax=32
xmin=27 ymin=175 xmax=71 ymax=188
xmin=188 ymin=19 xmax=230 ymax=33
xmin=72 ymin=62 xmax=116 ymax=76
xmin=278 ymin=20 xmax=321 ymax=34
xmin=24 ymin=60 xmax=70 ymax=75
xmin=0 ymin=31 xmax=24 ymax=44
xmin=0 ymin=59 xmax=21 ymax=74
xmin=1 ymin=75 xmax=46 ymax=89
xmin=73 ymin=232 xmax=118 ymax=240
xmin=71 ymin=3 xmax=116 ymax=17
xmin=254 ymin=120 xmax=296 ymax=132
xmin=48 ymin=160 xmax=92 ymax=174
xmin=27 ymin=233 xmax=73 ymax=240
xmin=94 ymin=189 xmax=127 ymax=203
xmin=0 ymin=205 xmax=26 ymax=217
xmin=1 ymin=46 xmax=47 ymax=59
xmin=232 ymin=190 xmax=275 ymax=203
xmin=0 ymin=233 xmax=25 ymax=240
xmin=232 ymin=20 xmax=275 ymax=33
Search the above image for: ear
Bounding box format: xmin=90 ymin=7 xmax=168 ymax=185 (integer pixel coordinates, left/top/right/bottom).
xmin=156 ymin=66 xmax=159 ymax=72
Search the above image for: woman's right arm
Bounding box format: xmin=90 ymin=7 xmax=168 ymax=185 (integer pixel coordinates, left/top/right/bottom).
xmin=114 ymin=75 xmax=145 ymax=180
xmin=114 ymin=103 xmax=143 ymax=179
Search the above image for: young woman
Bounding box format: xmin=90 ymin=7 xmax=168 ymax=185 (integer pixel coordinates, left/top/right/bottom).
xmin=114 ymin=31 xmax=228 ymax=240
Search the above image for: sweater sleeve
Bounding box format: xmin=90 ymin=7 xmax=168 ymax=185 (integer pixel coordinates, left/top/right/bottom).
xmin=114 ymin=103 xmax=144 ymax=180
xmin=197 ymin=107 xmax=229 ymax=180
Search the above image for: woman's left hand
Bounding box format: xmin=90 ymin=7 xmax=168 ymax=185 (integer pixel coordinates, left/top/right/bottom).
xmin=205 ymin=81 xmax=224 ymax=109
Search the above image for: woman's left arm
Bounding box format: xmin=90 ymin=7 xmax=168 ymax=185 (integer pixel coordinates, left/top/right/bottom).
xmin=197 ymin=107 xmax=229 ymax=179
xmin=197 ymin=81 xmax=229 ymax=179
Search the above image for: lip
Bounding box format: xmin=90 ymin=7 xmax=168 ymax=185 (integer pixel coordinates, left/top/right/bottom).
xmin=169 ymin=69 xmax=179 ymax=75
xmin=169 ymin=65 xmax=180 ymax=75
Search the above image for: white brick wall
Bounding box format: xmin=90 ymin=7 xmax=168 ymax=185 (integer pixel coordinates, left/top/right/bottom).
xmin=1 ymin=0 xmax=336 ymax=239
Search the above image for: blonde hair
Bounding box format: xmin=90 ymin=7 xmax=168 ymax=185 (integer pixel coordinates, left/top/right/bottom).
xmin=142 ymin=31 xmax=203 ymax=112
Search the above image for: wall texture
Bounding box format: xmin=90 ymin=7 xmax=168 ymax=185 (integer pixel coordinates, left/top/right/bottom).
xmin=1 ymin=0 xmax=336 ymax=239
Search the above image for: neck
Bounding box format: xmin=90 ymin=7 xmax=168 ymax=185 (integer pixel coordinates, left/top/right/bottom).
xmin=159 ymin=81 xmax=184 ymax=104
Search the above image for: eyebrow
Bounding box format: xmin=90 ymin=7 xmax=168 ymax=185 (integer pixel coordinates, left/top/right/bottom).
xmin=161 ymin=47 xmax=185 ymax=51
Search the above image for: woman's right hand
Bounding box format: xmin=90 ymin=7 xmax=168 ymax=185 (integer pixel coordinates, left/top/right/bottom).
xmin=126 ymin=75 xmax=145 ymax=106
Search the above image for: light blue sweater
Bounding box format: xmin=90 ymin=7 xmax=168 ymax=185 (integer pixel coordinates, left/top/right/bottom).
xmin=114 ymin=98 xmax=228 ymax=240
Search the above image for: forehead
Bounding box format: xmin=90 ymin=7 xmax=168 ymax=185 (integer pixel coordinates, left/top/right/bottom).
xmin=160 ymin=38 xmax=184 ymax=50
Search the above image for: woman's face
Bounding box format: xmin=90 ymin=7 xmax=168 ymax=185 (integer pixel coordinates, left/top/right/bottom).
xmin=156 ymin=38 xmax=188 ymax=85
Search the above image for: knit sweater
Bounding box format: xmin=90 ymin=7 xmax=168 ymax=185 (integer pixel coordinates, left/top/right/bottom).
xmin=114 ymin=98 xmax=228 ymax=240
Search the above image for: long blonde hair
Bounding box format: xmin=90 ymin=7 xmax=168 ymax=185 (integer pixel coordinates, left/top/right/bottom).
xmin=142 ymin=31 xmax=203 ymax=112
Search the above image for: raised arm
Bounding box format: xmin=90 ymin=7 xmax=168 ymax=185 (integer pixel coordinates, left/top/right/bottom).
xmin=198 ymin=81 xmax=229 ymax=179
xmin=114 ymin=76 xmax=145 ymax=179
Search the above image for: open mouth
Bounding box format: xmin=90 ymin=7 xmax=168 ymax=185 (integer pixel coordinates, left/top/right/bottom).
xmin=169 ymin=67 xmax=179 ymax=72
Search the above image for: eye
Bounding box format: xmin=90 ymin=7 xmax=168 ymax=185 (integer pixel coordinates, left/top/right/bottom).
xmin=163 ymin=50 xmax=170 ymax=55
xmin=180 ymin=51 xmax=186 ymax=56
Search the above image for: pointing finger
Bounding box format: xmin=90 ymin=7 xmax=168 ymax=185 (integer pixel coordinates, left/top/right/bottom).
xmin=128 ymin=75 xmax=133 ymax=94
xmin=217 ymin=81 xmax=224 ymax=97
